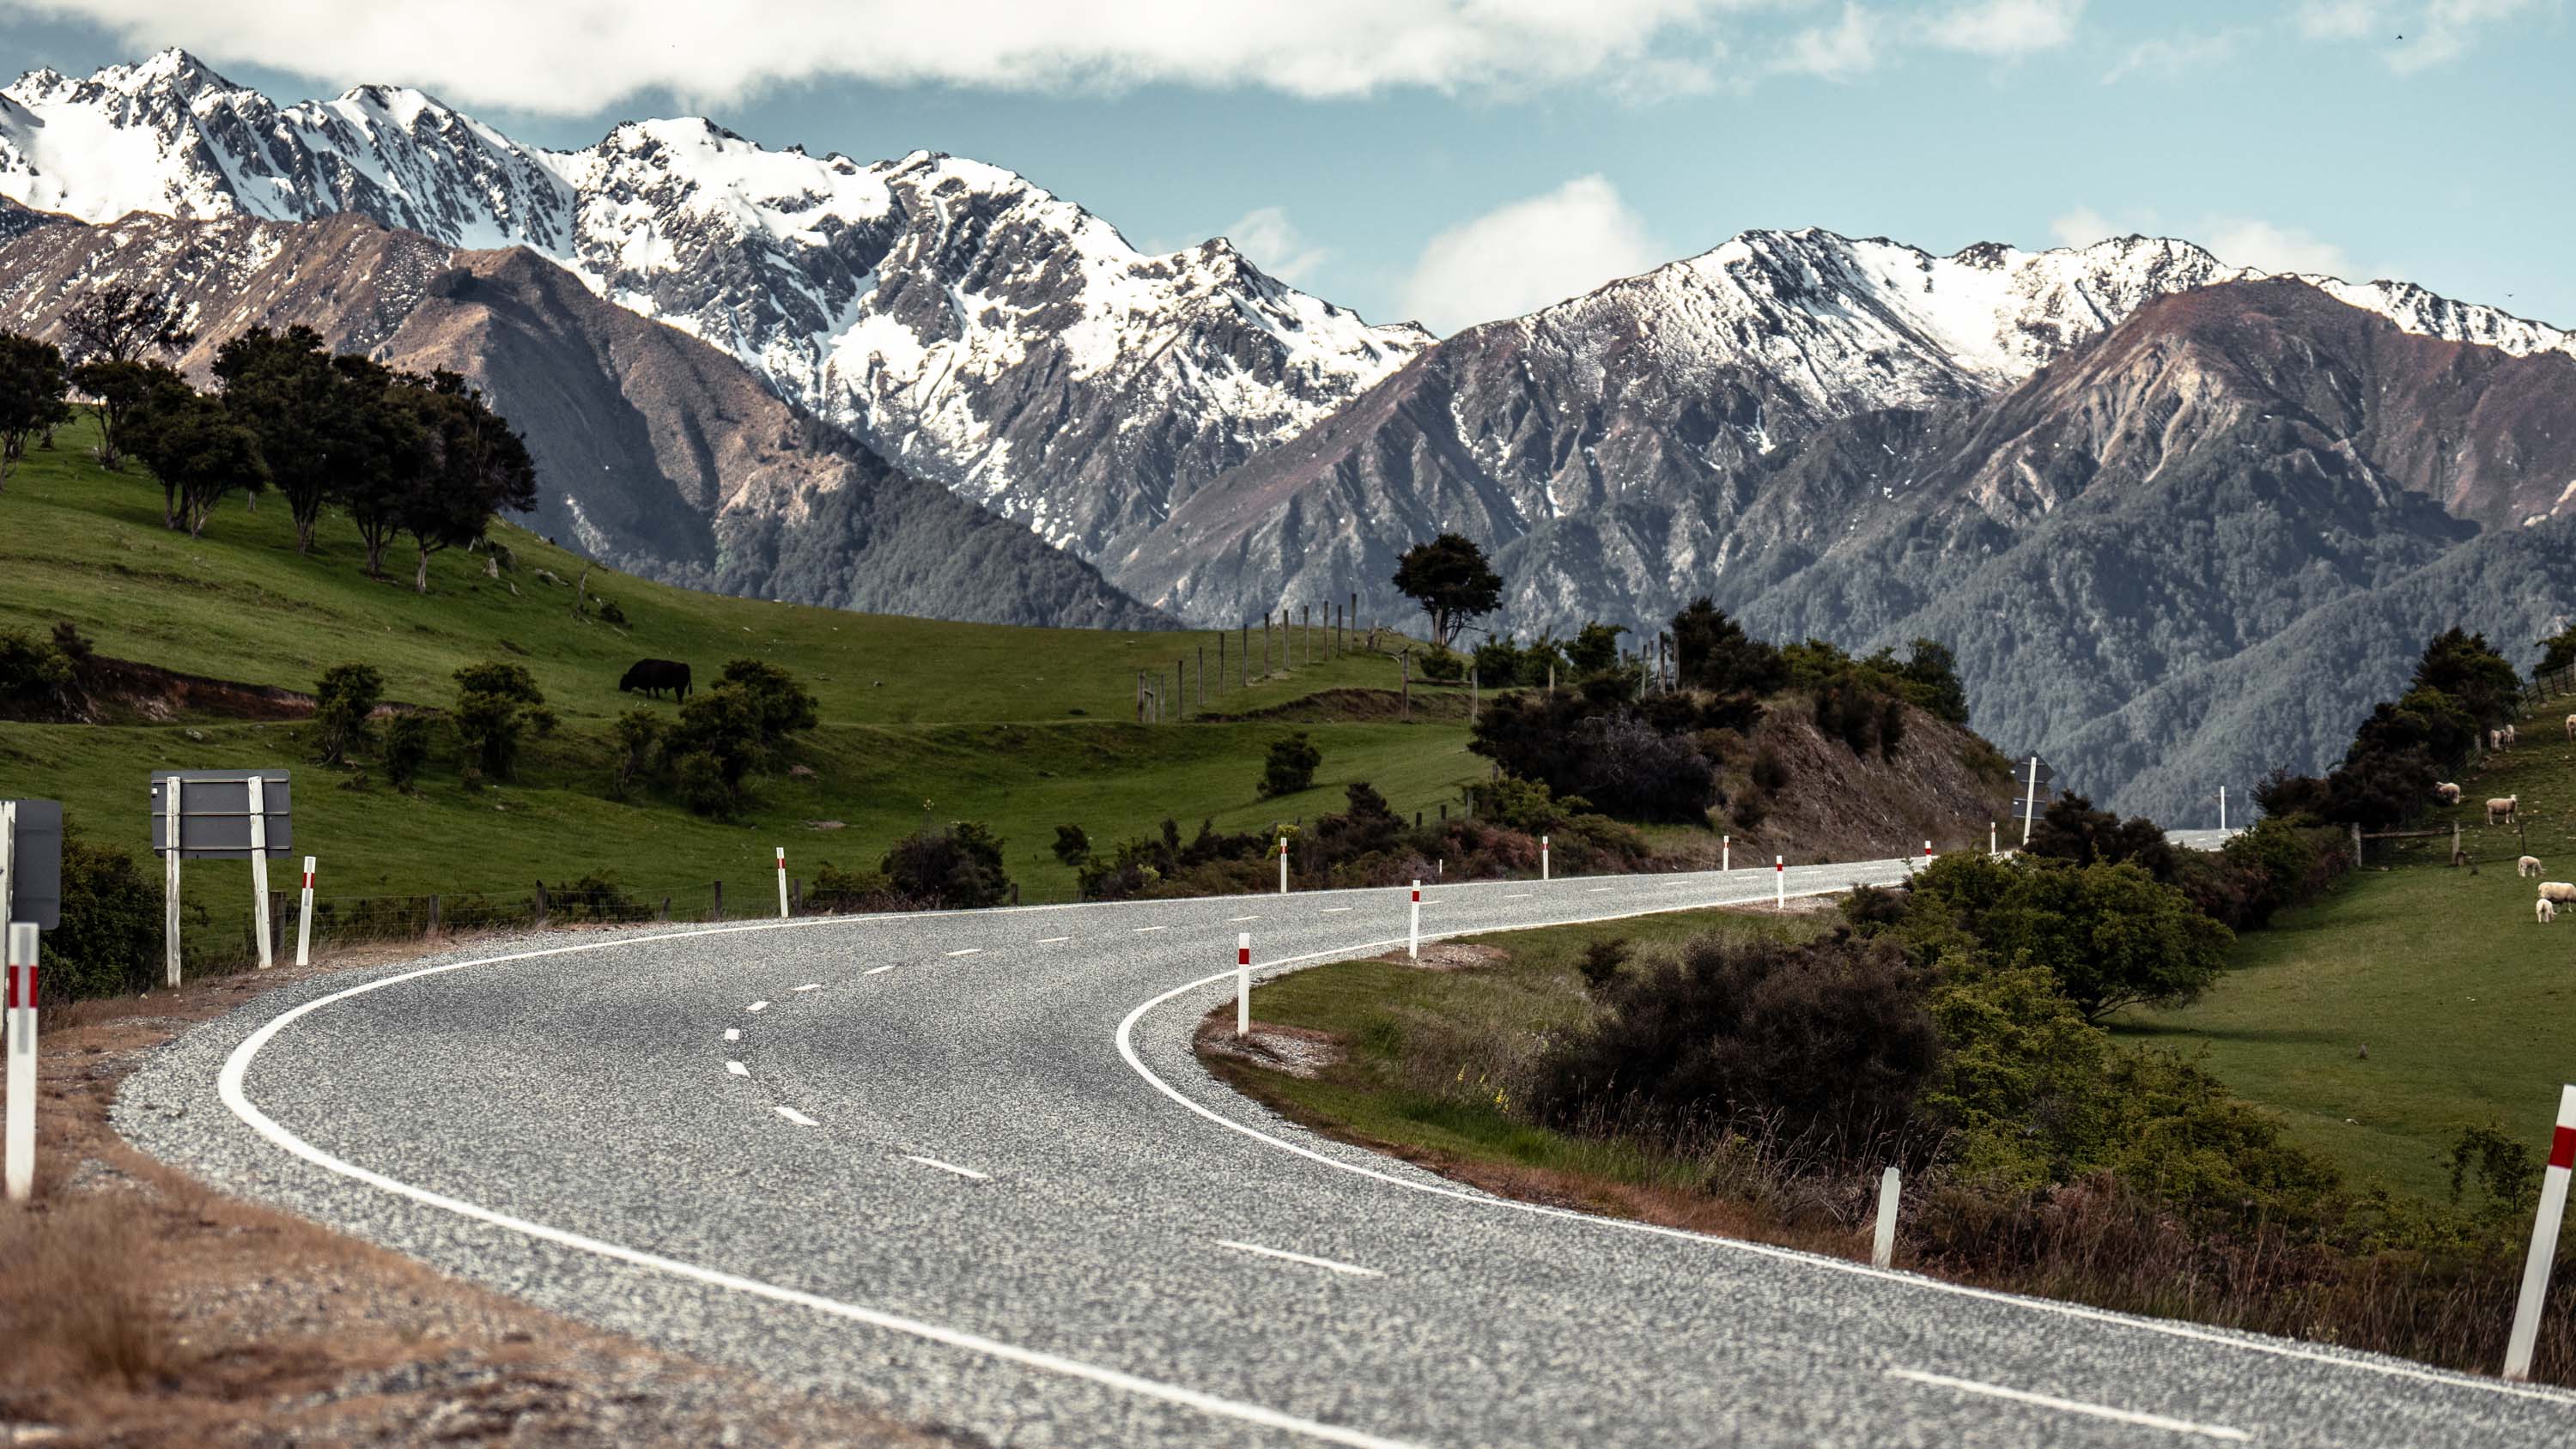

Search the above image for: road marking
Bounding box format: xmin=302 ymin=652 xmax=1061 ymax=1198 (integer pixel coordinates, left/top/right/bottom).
xmin=902 ymin=1154 xmax=992 ymax=1181
xmin=945 ymin=948 xmax=982 ymax=957
xmin=864 ymin=965 xmax=895 ymax=976
xmin=726 ymin=1060 xmax=750 ymax=1076
xmin=1227 ymin=915 xmax=1261 ymax=923
xmin=793 ymin=982 xmax=823 ymax=991
xmin=1133 ymin=925 xmax=1167 ymax=934
xmin=1218 ymin=1239 xmax=1383 ymax=1278
xmin=218 ymin=921 xmax=1429 ymax=1449
xmin=1586 ymin=887 xmax=1613 ymax=894
xmin=1319 ymin=907 xmax=1352 ymax=914
xmin=748 ymin=1001 xmax=770 ymax=1012
xmin=1502 ymin=893 xmax=1532 ymax=900
xmin=1885 ymin=1370 xmax=2250 ymax=1442
xmin=724 ymin=1028 xmax=739 ymax=1042
xmin=1036 ymin=936 xmax=1071 ymax=944
xmin=773 ymin=1106 xmax=818 ymax=1127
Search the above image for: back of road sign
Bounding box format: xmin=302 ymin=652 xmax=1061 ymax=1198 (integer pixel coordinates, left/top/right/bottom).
xmin=2 ymin=800 xmax=62 ymax=930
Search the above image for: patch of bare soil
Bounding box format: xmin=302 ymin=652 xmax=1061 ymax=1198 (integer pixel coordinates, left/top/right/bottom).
xmin=1366 ymin=942 xmax=1508 ymax=972
xmin=0 ymin=940 xmax=948 ymax=1447
xmin=1194 ymin=1013 xmax=1346 ymax=1080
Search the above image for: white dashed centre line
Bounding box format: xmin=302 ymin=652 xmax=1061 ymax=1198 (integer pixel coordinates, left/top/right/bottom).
xmin=1227 ymin=915 xmax=1261 ymax=923
xmin=1319 ymin=907 xmax=1352 ymax=914
xmin=1587 ymin=887 xmax=1613 ymax=894
xmin=1036 ymin=936 xmax=1071 ymax=944
xmin=864 ymin=965 xmax=896 ymax=976
xmin=726 ymin=1061 xmax=750 ymax=1077
xmin=793 ymin=983 xmax=823 ymax=991
xmin=748 ymin=1001 xmax=770 ymax=1012
xmin=902 ymin=1155 xmax=992 ymax=1181
xmin=1133 ymin=926 xmax=1166 ymax=934
xmin=1503 ymin=893 xmax=1532 ymax=900
xmin=945 ymin=948 xmax=982 ymax=957
xmin=723 ymin=1028 xmax=739 ymax=1042
xmin=1884 ymin=1371 xmax=2250 ymax=1442
xmin=1216 ymin=1240 xmax=1385 ymax=1278
xmin=773 ymin=1106 xmax=818 ymax=1127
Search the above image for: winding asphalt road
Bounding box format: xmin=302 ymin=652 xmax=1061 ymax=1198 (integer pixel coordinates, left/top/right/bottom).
xmin=120 ymin=844 xmax=2576 ymax=1447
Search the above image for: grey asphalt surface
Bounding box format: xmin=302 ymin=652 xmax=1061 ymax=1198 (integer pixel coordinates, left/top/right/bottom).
xmin=118 ymin=850 xmax=2576 ymax=1447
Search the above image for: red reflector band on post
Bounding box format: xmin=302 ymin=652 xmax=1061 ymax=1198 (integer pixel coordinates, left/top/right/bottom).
xmin=6 ymin=966 xmax=30 ymax=1011
xmin=1238 ymin=949 xmax=1250 ymax=965
xmin=2551 ymin=1125 xmax=2576 ymax=1171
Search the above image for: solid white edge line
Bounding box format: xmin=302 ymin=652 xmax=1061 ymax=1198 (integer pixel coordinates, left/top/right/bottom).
xmin=945 ymin=949 xmax=982 ymax=957
xmin=1217 ymin=1239 xmax=1383 ymax=1278
xmin=214 ymin=919 xmax=1420 ymax=1449
xmin=1885 ymin=1370 xmax=2251 ymax=1442
xmin=775 ymin=1106 xmax=818 ymax=1126
xmin=902 ymin=1154 xmax=993 ymax=1182
xmin=1110 ymin=880 xmax=2576 ymax=1410
xmin=726 ymin=1061 xmax=750 ymax=1077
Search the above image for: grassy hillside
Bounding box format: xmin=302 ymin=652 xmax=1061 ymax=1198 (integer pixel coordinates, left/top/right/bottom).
xmin=0 ymin=418 xmax=1480 ymax=952
xmin=2118 ymin=690 xmax=2576 ymax=1199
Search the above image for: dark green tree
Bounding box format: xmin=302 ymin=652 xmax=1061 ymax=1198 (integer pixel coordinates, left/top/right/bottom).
xmin=394 ymin=371 xmax=538 ymax=593
xmin=1566 ymin=621 xmax=1628 ymax=676
xmin=883 ymin=822 xmax=1012 ymax=907
xmin=60 ymin=284 xmax=193 ymax=470
xmin=312 ymin=663 xmax=384 ymax=766
xmin=123 ymin=382 xmax=270 ymax=537
xmin=1051 ymin=824 xmax=1091 ymax=868
xmin=2409 ymin=627 xmax=2518 ymax=729
xmin=2537 ymin=622 xmax=2576 ymax=680
xmin=213 ymin=325 xmax=343 ymax=553
xmin=452 ymin=661 xmax=544 ymax=780
xmin=1389 ymin=533 xmax=1503 ymax=649
xmin=1670 ymin=597 xmax=1786 ymax=694
xmin=0 ymin=332 xmax=70 ymax=490
xmin=1260 ymin=732 xmax=1322 ymax=797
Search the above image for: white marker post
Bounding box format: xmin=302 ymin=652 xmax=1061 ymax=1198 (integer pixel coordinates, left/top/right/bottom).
xmin=1278 ymin=836 xmax=1289 ymax=895
xmin=295 ymin=856 xmax=316 ymax=967
xmin=1722 ymin=835 xmax=1729 ymax=872
xmin=1871 ymin=1166 xmax=1900 ymax=1270
xmin=1 ymin=799 xmax=14 ymax=925
xmin=2219 ymin=785 xmax=2228 ymax=834
xmin=162 ymin=776 xmax=183 ymax=988
xmin=1408 ymin=881 xmax=1421 ymax=961
xmin=2020 ymin=755 xmax=2041 ymax=847
xmin=2503 ymin=1083 xmax=2576 ymax=1379
xmin=775 ymin=847 xmax=790 ymax=919
xmin=1923 ymin=840 xmax=1933 ymax=867
xmin=247 ymin=774 xmax=273 ymax=969
xmin=4 ymin=923 xmax=34 ymax=1202
xmin=1774 ymin=855 xmax=1785 ymax=909
xmin=1540 ymin=835 xmax=1550 ymax=882
xmin=1236 ymin=933 xmax=1252 ymax=1037
xmin=1990 ymin=821 xmax=1997 ymax=856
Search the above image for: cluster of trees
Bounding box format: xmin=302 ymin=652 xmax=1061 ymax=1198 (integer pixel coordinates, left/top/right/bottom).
xmin=0 ymin=289 xmax=537 ymax=591
xmin=2256 ymin=628 xmax=2523 ymax=829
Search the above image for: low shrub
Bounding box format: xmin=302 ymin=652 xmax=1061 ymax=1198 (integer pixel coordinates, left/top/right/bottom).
xmin=882 ymin=822 xmax=1012 ymax=908
xmin=45 ymin=824 xmax=161 ymax=1001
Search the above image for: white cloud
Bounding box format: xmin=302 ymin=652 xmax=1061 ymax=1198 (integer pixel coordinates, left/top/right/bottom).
xmin=14 ymin=0 xmax=1775 ymax=114
xmin=1776 ymin=4 xmax=1882 ymax=80
xmin=2294 ymin=0 xmax=2544 ymax=71
xmin=1923 ymin=0 xmax=2087 ymax=57
xmin=1400 ymin=175 xmax=1665 ymax=335
xmin=1221 ymin=207 xmax=1329 ymax=284
xmin=2202 ymin=218 xmax=2355 ymax=278
xmin=2047 ymin=206 xmax=2119 ymax=249
xmin=2100 ymin=27 xmax=2248 ymax=83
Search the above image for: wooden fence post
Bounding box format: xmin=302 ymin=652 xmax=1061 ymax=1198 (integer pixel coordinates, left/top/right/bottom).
xmin=2352 ymin=822 xmax=2364 ymax=867
xmin=713 ymin=880 xmax=724 ymax=921
xmin=534 ymin=880 xmax=550 ymax=927
xmin=791 ymin=878 xmax=803 ymax=913
xmin=659 ymin=894 xmax=671 ymax=922
xmin=427 ymin=894 xmax=441 ymax=937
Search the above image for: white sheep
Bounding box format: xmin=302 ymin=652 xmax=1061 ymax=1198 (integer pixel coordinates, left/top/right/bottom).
xmin=2540 ymin=898 xmax=2557 ymax=925
xmin=2436 ymin=782 xmax=2463 ymax=805
xmin=2506 ymin=724 xmax=2518 ymax=748
xmin=2539 ymin=881 xmax=2576 ymax=906
xmin=2488 ymin=795 xmax=2520 ymax=825
xmin=2489 ymin=728 xmax=2506 ymax=752
xmin=2520 ymin=855 xmax=2543 ymax=878
xmin=2565 ymin=712 xmax=2574 ymax=742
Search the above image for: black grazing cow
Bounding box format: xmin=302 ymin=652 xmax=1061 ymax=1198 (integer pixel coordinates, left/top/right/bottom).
xmin=619 ymin=658 xmax=692 ymax=701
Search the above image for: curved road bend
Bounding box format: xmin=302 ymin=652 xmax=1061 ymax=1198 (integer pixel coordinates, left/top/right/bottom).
xmin=120 ymin=852 xmax=2573 ymax=1448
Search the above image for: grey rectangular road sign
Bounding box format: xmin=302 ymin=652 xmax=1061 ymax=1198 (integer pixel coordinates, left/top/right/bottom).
xmin=3 ymin=800 xmax=62 ymax=930
xmin=150 ymin=771 xmax=292 ymax=858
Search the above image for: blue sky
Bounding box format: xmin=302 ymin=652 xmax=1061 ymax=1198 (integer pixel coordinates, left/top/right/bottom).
xmin=3 ymin=1 xmax=2567 ymax=334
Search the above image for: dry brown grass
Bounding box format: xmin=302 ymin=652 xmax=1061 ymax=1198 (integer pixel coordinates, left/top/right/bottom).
xmin=0 ymin=1194 xmax=173 ymax=1387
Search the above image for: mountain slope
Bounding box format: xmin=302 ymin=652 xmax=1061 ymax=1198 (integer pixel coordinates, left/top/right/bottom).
xmin=0 ymin=51 xmax=1430 ymax=573
xmin=0 ymin=208 xmax=1166 ymax=628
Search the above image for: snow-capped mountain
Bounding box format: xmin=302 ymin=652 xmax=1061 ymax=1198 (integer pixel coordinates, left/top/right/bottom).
xmin=0 ymin=50 xmax=1431 ymax=564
